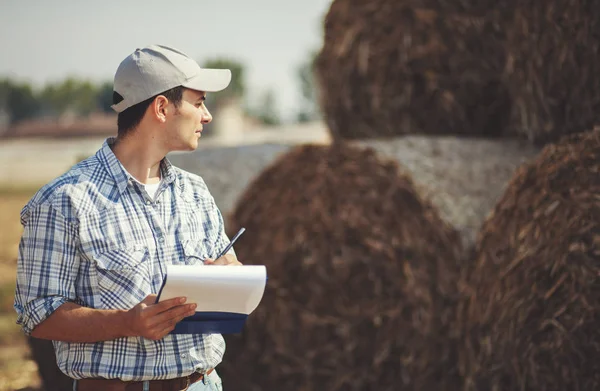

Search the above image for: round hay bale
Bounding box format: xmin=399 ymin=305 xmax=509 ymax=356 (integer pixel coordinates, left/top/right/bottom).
xmin=27 ymin=337 xmax=73 ymax=391
xmin=218 ymin=143 xmax=464 ymax=391
xmin=504 ymin=2 xmax=600 ymax=145
xmin=461 ymin=129 xmax=600 ymax=390
xmin=314 ymin=0 xmax=511 ymax=140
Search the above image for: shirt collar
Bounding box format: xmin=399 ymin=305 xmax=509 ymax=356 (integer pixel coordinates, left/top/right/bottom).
xmin=97 ymin=137 xmax=178 ymax=194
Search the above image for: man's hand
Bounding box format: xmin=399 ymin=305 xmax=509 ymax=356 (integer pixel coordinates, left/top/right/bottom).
xmin=204 ymin=253 xmax=242 ymax=266
xmin=125 ymin=294 xmax=196 ymax=340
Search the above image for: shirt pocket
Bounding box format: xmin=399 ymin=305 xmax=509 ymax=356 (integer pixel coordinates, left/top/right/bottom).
xmin=93 ymin=246 xmax=152 ymax=310
xmin=181 ymin=239 xmax=213 ymax=265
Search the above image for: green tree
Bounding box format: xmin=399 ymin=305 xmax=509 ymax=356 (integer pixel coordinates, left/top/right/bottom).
xmin=41 ymin=78 xmax=99 ymax=116
xmin=201 ymin=58 xmax=245 ymax=111
xmin=252 ymin=89 xmax=281 ymax=126
xmin=0 ymin=79 xmax=10 ymax=120
xmin=97 ymin=82 xmax=114 ymax=113
xmin=296 ymin=50 xmax=320 ymax=123
xmin=0 ymin=78 xmax=41 ymax=124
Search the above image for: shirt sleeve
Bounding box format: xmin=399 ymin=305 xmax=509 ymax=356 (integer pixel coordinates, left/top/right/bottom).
xmin=14 ymin=202 xmax=80 ymax=335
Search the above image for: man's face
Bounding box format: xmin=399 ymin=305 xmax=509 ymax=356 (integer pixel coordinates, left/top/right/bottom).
xmin=164 ymin=88 xmax=212 ymax=151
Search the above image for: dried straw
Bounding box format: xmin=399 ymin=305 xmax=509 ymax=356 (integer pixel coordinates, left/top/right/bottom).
xmin=314 ymin=0 xmax=510 ymax=140
xmin=460 ymin=129 xmax=600 ymax=390
xmin=219 ymin=143 xmax=464 ymax=391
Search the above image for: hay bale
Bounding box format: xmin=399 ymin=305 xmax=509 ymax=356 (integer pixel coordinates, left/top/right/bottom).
xmin=461 ymin=129 xmax=600 ymax=390
xmin=27 ymin=337 xmax=73 ymax=391
xmin=219 ymin=143 xmax=464 ymax=391
xmin=505 ymin=1 xmax=600 ymax=145
xmin=314 ymin=0 xmax=511 ymax=140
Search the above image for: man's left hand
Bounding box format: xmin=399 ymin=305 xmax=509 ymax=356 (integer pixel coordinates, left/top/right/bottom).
xmin=204 ymin=253 xmax=242 ymax=266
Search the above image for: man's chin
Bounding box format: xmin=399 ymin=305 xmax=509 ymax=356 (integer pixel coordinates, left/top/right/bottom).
xmin=192 ymin=133 xmax=202 ymax=146
xmin=186 ymin=136 xmax=200 ymax=151
xmin=187 ymin=141 xmax=199 ymax=151
xmin=171 ymin=143 xmax=198 ymax=153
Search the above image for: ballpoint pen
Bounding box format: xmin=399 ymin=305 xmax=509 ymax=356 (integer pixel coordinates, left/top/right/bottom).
xmin=216 ymin=227 xmax=246 ymax=259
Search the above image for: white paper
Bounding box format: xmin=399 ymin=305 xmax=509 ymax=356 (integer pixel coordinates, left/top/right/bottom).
xmin=158 ymin=265 xmax=267 ymax=314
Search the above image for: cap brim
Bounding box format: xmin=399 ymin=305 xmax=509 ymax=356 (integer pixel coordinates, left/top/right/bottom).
xmin=183 ymin=69 xmax=232 ymax=92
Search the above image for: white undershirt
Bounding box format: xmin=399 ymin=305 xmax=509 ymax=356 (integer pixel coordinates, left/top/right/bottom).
xmin=144 ymin=181 xmax=161 ymax=200
xmin=125 ymin=170 xmax=162 ymax=200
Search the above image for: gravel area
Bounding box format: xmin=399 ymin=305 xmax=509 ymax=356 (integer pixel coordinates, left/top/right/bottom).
xmin=169 ymin=135 xmax=541 ymax=249
xmin=168 ymin=143 xmax=292 ymax=214
xmin=356 ymin=137 xmax=541 ymax=247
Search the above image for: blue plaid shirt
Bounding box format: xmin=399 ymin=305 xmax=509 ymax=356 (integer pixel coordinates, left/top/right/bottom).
xmin=14 ymin=138 xmax=232 ymax=380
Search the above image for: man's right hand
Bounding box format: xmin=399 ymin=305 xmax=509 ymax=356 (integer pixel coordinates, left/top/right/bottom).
xmin=125 ymin=295 xmax=196 ymax=340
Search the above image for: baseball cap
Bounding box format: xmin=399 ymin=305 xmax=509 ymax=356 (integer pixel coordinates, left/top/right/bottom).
xmin=111 ymin=44 xmax=232 ymax=113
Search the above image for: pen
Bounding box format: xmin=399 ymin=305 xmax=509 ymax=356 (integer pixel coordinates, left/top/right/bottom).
xmin=216 ymin=227 xmax=246 ymax=259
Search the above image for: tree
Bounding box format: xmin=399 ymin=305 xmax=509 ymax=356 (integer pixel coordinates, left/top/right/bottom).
xmin=201 ymin=58 xmax=246 ymax=111
xmin=0 ymin=79 xmax=8 ymax=110
xmin=296 ymin=50 xmax=321 ymax=123
xmin=0 ymin=78 xmax=41 ymax=124
xmin=41 ymin=78 xmax=99 ymax=117
xmin=252 ymin=89 xmax=281 ymax=126
xmin=97 ymin=82 xmax=114 ymax=113
xmin=196 ymin=58 xmax=247 ymax=136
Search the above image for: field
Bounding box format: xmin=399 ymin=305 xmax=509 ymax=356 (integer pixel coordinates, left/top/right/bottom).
xmin=0 ymin=127 xmax=540 ymax=390
xmin=0 ymin=188 xmax=42 ymax=391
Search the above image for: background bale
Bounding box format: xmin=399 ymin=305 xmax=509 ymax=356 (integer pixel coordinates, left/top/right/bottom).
xmin=27 ymin=337 xmax=72 ymax=391
xmin=316 ymin=0 xmax=600 ymax=144
xmin=219 ymin=143 xmax=464 ymax=391
xmin=504 ymin=1 xmax=600 ymax=145
xmin=460 ymin=129 xmax=600 ymax=390
xmin=314 ymin=0 xmax=511 ymax=140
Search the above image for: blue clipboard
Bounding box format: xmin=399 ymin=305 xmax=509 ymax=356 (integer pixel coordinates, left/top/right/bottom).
xmin=155 ymin=273 xmax=250 ymax=335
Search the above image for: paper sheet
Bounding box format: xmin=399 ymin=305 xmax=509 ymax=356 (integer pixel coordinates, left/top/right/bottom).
xmin=157 ymin=265 xmax=267 ymax=315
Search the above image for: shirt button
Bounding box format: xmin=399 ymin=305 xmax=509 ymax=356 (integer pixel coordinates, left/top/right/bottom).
xmin=158 ymin=237 xmax=165 ymax=243
xmin=145 ymin=200 xmax=151 ymax=205
xmin=181 ymin=353 xmax=187 ymax=359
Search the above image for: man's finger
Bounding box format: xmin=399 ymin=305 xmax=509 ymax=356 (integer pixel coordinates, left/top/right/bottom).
xmin=210 ymin=254 xmax=242 ymax=266
xmin=143 ymin=296 xmax=188 ymax=316
xmin=155 ymin=324 xmax=177 ymax=340
xmin=141 ymin=294 xmax=158 ymax=305
xmin=152 ymin=303 xmax=197 ymax=327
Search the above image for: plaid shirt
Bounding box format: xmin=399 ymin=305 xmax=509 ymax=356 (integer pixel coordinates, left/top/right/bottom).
xmin=14 ymin=138 xmax=232 ymax=380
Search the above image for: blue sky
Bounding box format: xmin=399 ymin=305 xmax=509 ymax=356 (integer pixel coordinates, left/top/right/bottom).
xmin=0 ymin=0 xmax=333 ymax=120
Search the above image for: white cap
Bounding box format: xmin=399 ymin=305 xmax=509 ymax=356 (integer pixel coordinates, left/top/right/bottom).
xmin=111 ymin=44 xmax=232 ymax=113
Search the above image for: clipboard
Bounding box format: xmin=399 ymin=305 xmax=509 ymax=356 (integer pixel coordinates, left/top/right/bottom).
xmin=156 ymin=264 xmax=267 ymax=334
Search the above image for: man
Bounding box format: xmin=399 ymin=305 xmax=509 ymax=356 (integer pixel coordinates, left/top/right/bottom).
xmin=14 ymin=44 xmax=241 ymax=391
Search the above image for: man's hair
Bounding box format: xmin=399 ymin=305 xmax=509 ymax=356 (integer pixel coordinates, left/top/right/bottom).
xmin=115 ymin=86 xmax=184 ymax=138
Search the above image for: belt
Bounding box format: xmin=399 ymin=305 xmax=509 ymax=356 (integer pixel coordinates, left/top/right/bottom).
xmin=76 ymin=368 xmax=214 ymax=391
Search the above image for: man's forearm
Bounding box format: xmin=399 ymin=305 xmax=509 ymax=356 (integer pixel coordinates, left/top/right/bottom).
xmin=31 ymin=302 xmax=132 ymax=343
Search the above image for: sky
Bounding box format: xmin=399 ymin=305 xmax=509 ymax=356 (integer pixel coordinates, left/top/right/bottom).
xmin=0 ymin=0 xmax=333 ymax=121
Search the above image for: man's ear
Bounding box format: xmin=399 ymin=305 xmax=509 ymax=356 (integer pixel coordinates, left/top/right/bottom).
xmin=153 ymin=95 xmax=169 ymax=123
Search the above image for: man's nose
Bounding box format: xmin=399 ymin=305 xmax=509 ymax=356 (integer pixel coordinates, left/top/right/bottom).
xmin=201 ymin=106 xmax=212 ymax=124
